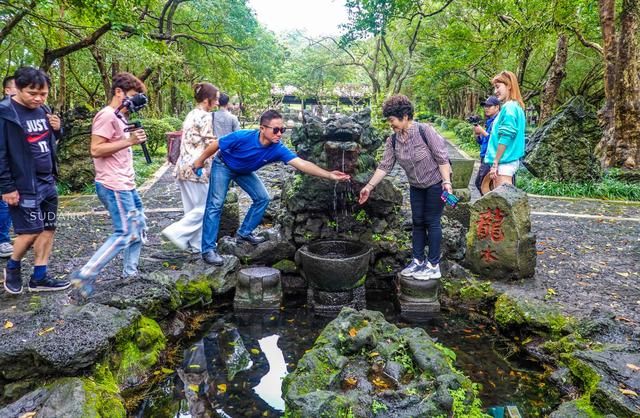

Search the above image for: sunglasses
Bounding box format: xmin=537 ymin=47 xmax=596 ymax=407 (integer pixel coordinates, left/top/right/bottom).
xmin=262 ymin=125 xmax=287 ymax=135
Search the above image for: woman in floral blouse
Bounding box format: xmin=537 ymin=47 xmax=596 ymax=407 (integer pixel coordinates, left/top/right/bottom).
xmin=162 ymin=82 xmax=219 ymax=252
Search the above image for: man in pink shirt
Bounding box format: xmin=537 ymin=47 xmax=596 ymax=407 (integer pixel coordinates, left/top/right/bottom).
xmin=71 ymin=73 xmax=148 ymax=297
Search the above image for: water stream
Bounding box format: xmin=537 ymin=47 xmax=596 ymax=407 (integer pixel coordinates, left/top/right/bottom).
xmin=136 ymin=293 xmax=560 ymax=418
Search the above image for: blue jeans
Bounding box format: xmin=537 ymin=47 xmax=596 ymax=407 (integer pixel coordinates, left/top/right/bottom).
xmin=201 ymin=156 xmax=270 ymax=253
xmin=409 ymin=183 xmax=445 ymax=265
xmin=0 ymin=200 xmax=11 ymax=243
xmin=78 ymin=182 xmax=146 ymax=279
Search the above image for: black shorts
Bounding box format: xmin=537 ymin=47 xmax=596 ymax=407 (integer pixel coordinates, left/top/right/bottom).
xmin=9 ymin=183 xmax=58 ymax=234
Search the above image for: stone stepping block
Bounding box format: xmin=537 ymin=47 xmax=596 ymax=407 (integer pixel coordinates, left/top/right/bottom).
xmin=395 ymin=273 xmax=440 ymax=318
xmin=234 ymin=267 xmax=282 ymax=311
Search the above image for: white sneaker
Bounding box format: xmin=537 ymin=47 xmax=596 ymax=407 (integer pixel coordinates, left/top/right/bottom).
xmin=411 ymin=262 xmax=441 ymax=280
xmin=401 ymin=258 xmax=424 ymax=276
xmin=0 ymin=242 xmax=13 ymax=258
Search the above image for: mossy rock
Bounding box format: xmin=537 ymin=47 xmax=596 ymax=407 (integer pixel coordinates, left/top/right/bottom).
xmin=112 ymin=316 xmax=167 ymax=390
xmin=271 ymin=259 xmax=298 ymax=274
xmin=282 ymin=307 xmax=488 ymax=417
xmin=0 ymin=377 xmax=126 ymax=418
xmin=494 ymin=294 xmax=575 ymax=337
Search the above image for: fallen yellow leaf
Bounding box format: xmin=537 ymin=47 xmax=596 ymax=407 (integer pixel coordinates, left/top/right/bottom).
xmin=4 ymin=320 xmax=14 ymax=329
xmin=348 ymin=327 xmax=357 ymax=337
xmin=251 ymin=348 xmax=261 ymax=355
xmin=616 ymin=272 xmax=630 ymax=278
xmin=217 ymin=383 xmax=227 ymax=393
xmin=627 ymin=363 xmax=640 ymax=372
xmin=620 ymin=388 xmax=638 ymax=397
xmin=368 ymin=352 xmax=380 ymax=357
xmin=344 ymin=376 xmax=357 ymax=386
xmin=37 ymin=327 xmax=55 ymax=336
xmin=19 ymin=413 xmax=36 ymax=418
xmin=188 ymin=384 xmax=199 ymax=392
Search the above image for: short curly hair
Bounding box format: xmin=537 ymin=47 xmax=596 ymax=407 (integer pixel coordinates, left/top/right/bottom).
xmin=382 ymin=95 xmax=414 ymax=120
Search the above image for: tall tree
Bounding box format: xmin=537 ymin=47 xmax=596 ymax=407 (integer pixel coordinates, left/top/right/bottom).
xmin=596 ymin=0 xmax=640 ymax=169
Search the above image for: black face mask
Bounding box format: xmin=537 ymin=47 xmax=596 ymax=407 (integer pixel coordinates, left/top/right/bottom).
xmin=122 ymin=93 xmax=148 ymax=113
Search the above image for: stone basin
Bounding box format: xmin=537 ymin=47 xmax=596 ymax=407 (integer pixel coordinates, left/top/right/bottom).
xmin=295 ymin=240 xmax=372 ymax=292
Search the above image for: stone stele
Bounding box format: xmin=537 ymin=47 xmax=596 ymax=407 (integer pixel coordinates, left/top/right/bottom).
xmin=465 ymin=184 xmax=536 ymax=280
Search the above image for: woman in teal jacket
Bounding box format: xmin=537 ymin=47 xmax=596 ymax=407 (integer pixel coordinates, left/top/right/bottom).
xmin=484 ymin=70 xmax=526 ymax=187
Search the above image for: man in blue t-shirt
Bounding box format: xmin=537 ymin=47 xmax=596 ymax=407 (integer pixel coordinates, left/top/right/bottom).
xmin=193 ymin=109 xmax=350 ymax=265
xmin=473 ymin=96 xmax=500 ymax=194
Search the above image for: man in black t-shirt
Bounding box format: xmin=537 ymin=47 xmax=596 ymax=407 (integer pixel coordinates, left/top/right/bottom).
xmin=0 ymin=67 xmax=70 ymax=294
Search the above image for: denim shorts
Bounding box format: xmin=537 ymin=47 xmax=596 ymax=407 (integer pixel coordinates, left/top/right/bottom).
xmin=8 ymin=182 xmax=58 ymax=234
xmin=497 ymin=160 xmax=519 ymax=176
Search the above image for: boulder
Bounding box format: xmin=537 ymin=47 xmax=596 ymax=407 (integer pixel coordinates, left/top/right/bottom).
xmin=567 ymin=349 xmax=640 ymax=417
xmin=524 ymin=96 xmax=602 ymax=182
xmin=168 ymin=255 xmax=240 ymax=307
xmin=88 ymin=272 xmax=181 ymax=318
xmin=218 ymin=227 xmax=296 ymax=266
xmin=282 ymin=307 xmax=486 ymax=417
xmin=465 ymin=184 xmax=536 ymax=280
xmin=0 ymin=295 xmax=139 ymax=381
xmin=0 ymin=377 xmax=126 ymax=418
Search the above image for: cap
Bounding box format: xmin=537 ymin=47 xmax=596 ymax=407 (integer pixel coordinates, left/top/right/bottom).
xmin=481 ymin=96 xmax=501 ymax=107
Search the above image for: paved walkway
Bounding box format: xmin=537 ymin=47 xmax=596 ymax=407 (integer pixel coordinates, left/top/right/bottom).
xmin=3 ymin=150 xmax=638 ymax=323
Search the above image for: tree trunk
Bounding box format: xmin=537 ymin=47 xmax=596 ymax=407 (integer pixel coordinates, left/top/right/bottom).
xmin=91 ymin=46 xmax=111 ymax=101
xmin=539 ymin=34 xmax=568 ymax=123
xmin=598 ymin=0 xmax=617 ymax=131
xmin=517 ymin=44 xmax=533 ymax=86
xmin=597 ymin=0 xmax=640 ymax=169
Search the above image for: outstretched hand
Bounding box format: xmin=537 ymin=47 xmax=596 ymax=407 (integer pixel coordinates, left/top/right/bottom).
xmin=329 ymin=170 xmax=350 ymax=182
xmin=358 ymin=187 xmax=371 ymax=205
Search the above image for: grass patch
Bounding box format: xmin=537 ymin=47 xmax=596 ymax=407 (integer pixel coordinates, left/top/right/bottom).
xmin=434 ymin=128 xmax=481 ymax=159
xmin=516 ymin=169 xmax=640 ymax=201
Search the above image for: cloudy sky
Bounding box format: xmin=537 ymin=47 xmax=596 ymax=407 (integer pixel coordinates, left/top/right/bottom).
xmin=247 ymin=0 xmax=349 ymax=37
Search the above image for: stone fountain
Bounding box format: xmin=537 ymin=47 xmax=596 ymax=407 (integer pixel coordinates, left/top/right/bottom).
xmin=295 ymin=239 xmax=372 ymax=314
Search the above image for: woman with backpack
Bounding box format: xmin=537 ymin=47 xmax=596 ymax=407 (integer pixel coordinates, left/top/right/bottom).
xmin=359 ymin=95 xmax=452 ymax=281
xmin=161 ymin=82 xmax=219 ymax=252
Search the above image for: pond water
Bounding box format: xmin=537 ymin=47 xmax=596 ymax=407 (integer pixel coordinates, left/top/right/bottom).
xmin=135 ymin=292 xmax=560 ymax=418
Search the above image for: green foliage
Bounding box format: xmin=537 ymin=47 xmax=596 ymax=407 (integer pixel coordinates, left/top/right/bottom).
xmin=450 ymin=383 xmax=490 ymax=418
xmin=516 ymin=169 xmax=640 ymax=201
xmin=371 ymin=399 xmax=388 ymax=414
xmin=139 ymin=118 xmax=174 ymax=155
xmin=161 ymin=116 xmax=183 ymax=131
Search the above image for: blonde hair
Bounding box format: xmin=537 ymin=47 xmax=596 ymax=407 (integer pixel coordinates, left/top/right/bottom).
xmin=492 ymin=71 xmax=525 ymax=110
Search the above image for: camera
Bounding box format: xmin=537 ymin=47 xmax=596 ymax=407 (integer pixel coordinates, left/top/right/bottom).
xmin=114 ymin=93 xmax=151 ymax=164
xmin=466 ymin=115 xmax=482 ymax=126
xmin=121 ymin=93 xmax=148 ymax=113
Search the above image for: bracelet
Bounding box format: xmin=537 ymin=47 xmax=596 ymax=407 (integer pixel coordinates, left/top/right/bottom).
xmin=367 ymin=183 xmax=376 ymax=189
xmin=442 ymin=181 xmax=452 ymax=185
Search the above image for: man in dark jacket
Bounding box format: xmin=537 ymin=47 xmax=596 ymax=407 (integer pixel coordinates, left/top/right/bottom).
xmin=0 ymin=67 xmax=70 ymax=294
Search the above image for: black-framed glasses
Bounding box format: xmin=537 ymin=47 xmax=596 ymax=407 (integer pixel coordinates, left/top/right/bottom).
xmin=262 ymin=125 xmax=287 ymax=135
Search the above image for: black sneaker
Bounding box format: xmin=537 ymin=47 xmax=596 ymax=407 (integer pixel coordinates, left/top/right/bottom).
xmin=202 ymin=250 xmax=224 ymax=266
xmin=3 ymin=267 xmax=23 ymax=295
xmin=28 ymin=275 xmax=72 ymax=292
xmin=235 ymin=233 xmax=267 ymax=245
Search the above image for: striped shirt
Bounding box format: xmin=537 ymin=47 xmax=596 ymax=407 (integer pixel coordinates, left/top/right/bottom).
xmin=377 ymin=122 xmax=449 ymax=188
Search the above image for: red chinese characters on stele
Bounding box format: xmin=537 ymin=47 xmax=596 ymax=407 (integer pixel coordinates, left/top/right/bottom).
xmin=476 ymin=208 xmax=506 ymax=263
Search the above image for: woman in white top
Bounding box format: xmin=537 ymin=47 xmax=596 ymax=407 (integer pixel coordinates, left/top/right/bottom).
xmin=162 ymin=82 xmax=219 ymax=252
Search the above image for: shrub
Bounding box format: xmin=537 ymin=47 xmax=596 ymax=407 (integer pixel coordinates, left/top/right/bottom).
xmin=139 ymin=118 xmax=174 ymax=155
xmin=453 ymin=123 xmax=475 ymax=146
xmin=161 ymin=116 xmax=183 ymax=131
xmin=447 ymin=119 xmax=463 ymax=130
